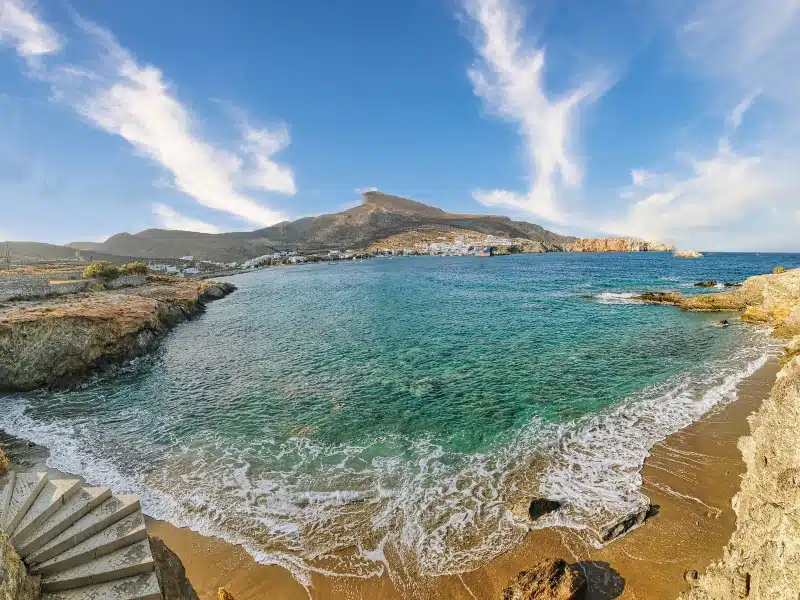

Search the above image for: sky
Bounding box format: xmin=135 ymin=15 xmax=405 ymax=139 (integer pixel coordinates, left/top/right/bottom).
xmin=0 ymin=0 xmax=798 ymax=251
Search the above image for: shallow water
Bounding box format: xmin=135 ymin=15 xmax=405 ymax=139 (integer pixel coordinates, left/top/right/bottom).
xmin=1 ymin=252 xmax=797 ymax=584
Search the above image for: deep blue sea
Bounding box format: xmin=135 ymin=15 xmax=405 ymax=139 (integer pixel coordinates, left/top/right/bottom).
xmin=1 ymin=252 xmax=798 ymax=583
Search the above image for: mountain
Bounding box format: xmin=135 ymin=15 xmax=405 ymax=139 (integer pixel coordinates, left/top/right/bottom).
xmin=84 ymin=191 xmax=576 ymax=262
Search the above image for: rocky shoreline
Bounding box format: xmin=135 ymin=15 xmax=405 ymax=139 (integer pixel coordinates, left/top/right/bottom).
xmin=0 ymin=277 xmax=236 ymax=392
xmin=673 ymin=270 xmax=800 ymax=599
xmin=628 ymin=268 xmax=800 ymax=599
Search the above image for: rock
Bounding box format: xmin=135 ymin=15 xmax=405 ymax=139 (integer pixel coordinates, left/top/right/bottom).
xmin=599 ymin=502 xmax=650 ymax=543
xmin=567 ymin=238 xmax=673 ymax=253
xmin=695 ymin=281 xmax=718 ymax=288
xmin=0 ymin=448 xmax=7 ymax=476
xmin=150 ymin=536 xmax=200 ymax=600
xmin=501 ymin=559 xmax=586 ymax=600
xmin=684 ymin=570 xmax=699 ymax=584
xmin=773 ymin=266 xmax=786 ymax=274
xmin=511 ymin=497 xmax=563 ymax=523
xmin=0 ymin=532 xmax=40 ymax=600
xmin=635 ymin=292 xmax=683 ymax=306
xmin=674 ymin=250 xmax=703 ymax=258
xmin=710 ymin=319 xmax=730 ymax=328
xmin=723 ymin=282 xmax=743 ymax=288
xmin=218 ymin=589 xmax=236 ymax=600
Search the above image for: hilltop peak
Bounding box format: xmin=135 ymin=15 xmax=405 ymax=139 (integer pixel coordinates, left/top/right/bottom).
xmin=361 ymin=191 xmax=445 ymax=216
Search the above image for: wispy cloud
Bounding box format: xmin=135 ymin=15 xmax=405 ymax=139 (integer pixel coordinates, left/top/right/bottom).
xmin=463 ymin=0 xmax=607 ymax=224
xmin=0 ymin=3 xmax=294 ymax=231
xmin=609 ymin=0 xmax=800 ymax=249
xmin=152 ymin=203 xmax=221 ymax=233
xmin=0 ymin=0 xmax=60 ymax=61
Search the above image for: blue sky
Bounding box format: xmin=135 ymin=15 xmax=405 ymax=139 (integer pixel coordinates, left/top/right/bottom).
xmin=1 ymin=0 xmax=798 ymax=250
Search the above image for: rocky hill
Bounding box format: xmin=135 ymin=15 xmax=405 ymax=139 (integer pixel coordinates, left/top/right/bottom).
xmin=78 ymin=191 xmax=577 ymax=261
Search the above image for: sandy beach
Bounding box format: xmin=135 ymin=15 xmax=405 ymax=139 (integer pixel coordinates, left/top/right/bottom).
xmin=142 ymin=358 xmax=780 ymax=600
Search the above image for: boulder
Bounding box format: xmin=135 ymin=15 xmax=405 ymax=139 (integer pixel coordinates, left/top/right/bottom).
xmin=599 ymin=502 xmax=651 ymax=543
xmin=695 ymin=281 xmax=718 ymax=288
xmin=723 ymin=282 xmax=743 ymax=288
xmin=150 ymin=536 xmax=200 ymax=600
xmin=218 ymin=589 xmax=236 ymax=600
xmin=511 ymin=497 xmax=563 ymax=523
xmin=501 ymin=559 xmax=586 ymax=600
xmin=710 ymin=320 xmax=730 ymax=328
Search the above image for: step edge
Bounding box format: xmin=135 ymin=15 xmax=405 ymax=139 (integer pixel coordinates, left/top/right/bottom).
xmin=18 ymin=488 xmax=113 ymax=558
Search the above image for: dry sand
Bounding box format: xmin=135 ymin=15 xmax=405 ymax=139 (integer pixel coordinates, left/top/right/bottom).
xmin=146 ymin=359 xmax=781 ymax=600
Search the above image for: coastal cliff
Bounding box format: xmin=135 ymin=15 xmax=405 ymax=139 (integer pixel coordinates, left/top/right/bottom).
xmin=567 ymin=237 xmax=674 ymax=252
xmin=671 ymin=269 xmax=800 ymax=599
xmin=0 ymin=277 xmax=235 ymax=391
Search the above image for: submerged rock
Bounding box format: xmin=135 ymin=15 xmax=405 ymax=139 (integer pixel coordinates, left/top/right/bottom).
xmin=695 ymin=280 xmax=718 ymax=288
xmin=502 ymin=559 xmax=586 ymax=600
xmin=710 ymin=319 xmax=730 ymax=328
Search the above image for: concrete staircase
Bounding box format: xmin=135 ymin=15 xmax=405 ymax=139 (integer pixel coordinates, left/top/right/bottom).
xmin=1 ymin=470 xmax=162 ymax=600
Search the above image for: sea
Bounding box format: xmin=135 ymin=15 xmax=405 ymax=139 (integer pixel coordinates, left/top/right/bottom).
xmin=2 ymin=252 xmax=799 ymax=586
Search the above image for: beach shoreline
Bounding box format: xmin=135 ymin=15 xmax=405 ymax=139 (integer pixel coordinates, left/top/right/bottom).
xmin=137 ymin=358 xmax=781 ymax=600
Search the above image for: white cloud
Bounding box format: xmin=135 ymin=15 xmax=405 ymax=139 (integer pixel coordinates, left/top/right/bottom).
xmin=152 ymin=203 xmax=221 ymax=233
xmin=240 ymin=126 xmax=296 ymax=195
xmin=0 ymin=5 xmax=294 ymax=230
xmin=612 ymin=138 xmax=800 ymax=247
xmin=678 ymin=0 xmax=800 ymax=106
xmin=727 ymin=91 xmax=760 ymax=130
xmin=630 ymin=169 xmax=653 ymax=186
xmin=0 ymin=0 xmax=60 ymax=60
xmin=464 ymin=0 xmax=607 ymax=223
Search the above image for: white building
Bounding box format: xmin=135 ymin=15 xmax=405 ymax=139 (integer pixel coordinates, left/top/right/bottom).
xmin=182 ymin=267 xmax=200 ymax=275
xmin=180 ymin=255 xmax=194 ymax=261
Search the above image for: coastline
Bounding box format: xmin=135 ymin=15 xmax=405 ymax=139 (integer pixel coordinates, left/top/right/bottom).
xmin=140 ymin=358 xmax=781 ymax=600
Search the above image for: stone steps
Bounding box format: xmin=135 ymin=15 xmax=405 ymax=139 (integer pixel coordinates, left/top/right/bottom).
xmin=1 ymin=471 xmax=163 ymax=600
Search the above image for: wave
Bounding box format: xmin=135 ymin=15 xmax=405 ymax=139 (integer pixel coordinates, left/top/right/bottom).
xmin=0 ymin=329 xmax=778 ymax=587
xmin=593 ymin=292 xmax=642 ymax=304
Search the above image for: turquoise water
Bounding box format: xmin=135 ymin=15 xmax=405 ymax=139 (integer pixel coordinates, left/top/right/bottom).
xmin=1 ymin=252 xmax=796 ymax=583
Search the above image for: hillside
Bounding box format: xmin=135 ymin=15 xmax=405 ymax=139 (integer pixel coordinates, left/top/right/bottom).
xmin=74 ymin=191 xmax=576 ymax=261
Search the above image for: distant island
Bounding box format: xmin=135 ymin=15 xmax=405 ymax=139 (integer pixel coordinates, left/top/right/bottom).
xmin=3 ymin=191 xmax=675 ymax=267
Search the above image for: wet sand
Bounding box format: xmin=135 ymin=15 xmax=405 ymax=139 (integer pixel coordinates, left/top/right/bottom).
xmin=146 ymin=358 xmax=780 ymax=600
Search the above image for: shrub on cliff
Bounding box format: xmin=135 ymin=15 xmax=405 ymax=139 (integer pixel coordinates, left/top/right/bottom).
xmin=773 ymin=265 xmax=786 ymax=274
xmin=0 ymin=446 xmax=8 ymax=475
xmin=83 ymin=261 xmax=120 ymax=280
xmin=120 ymin=262 xmax=148 ymax=276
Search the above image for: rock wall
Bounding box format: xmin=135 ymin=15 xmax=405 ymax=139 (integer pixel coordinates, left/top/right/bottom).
xmin=567 ymin=237 xmax=674 ymax=252
xmin=0 ymin=280 xmax=236 ymax=391
xmin=0 ymin=533 xmax=39 ymax=600
xmin=676 ymin=268 xmax=800 ymax=599
xmin=679 ymin=355 xmax=800 ymax=600
xmin=0 ymin=278 xmax=89 ymax=302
